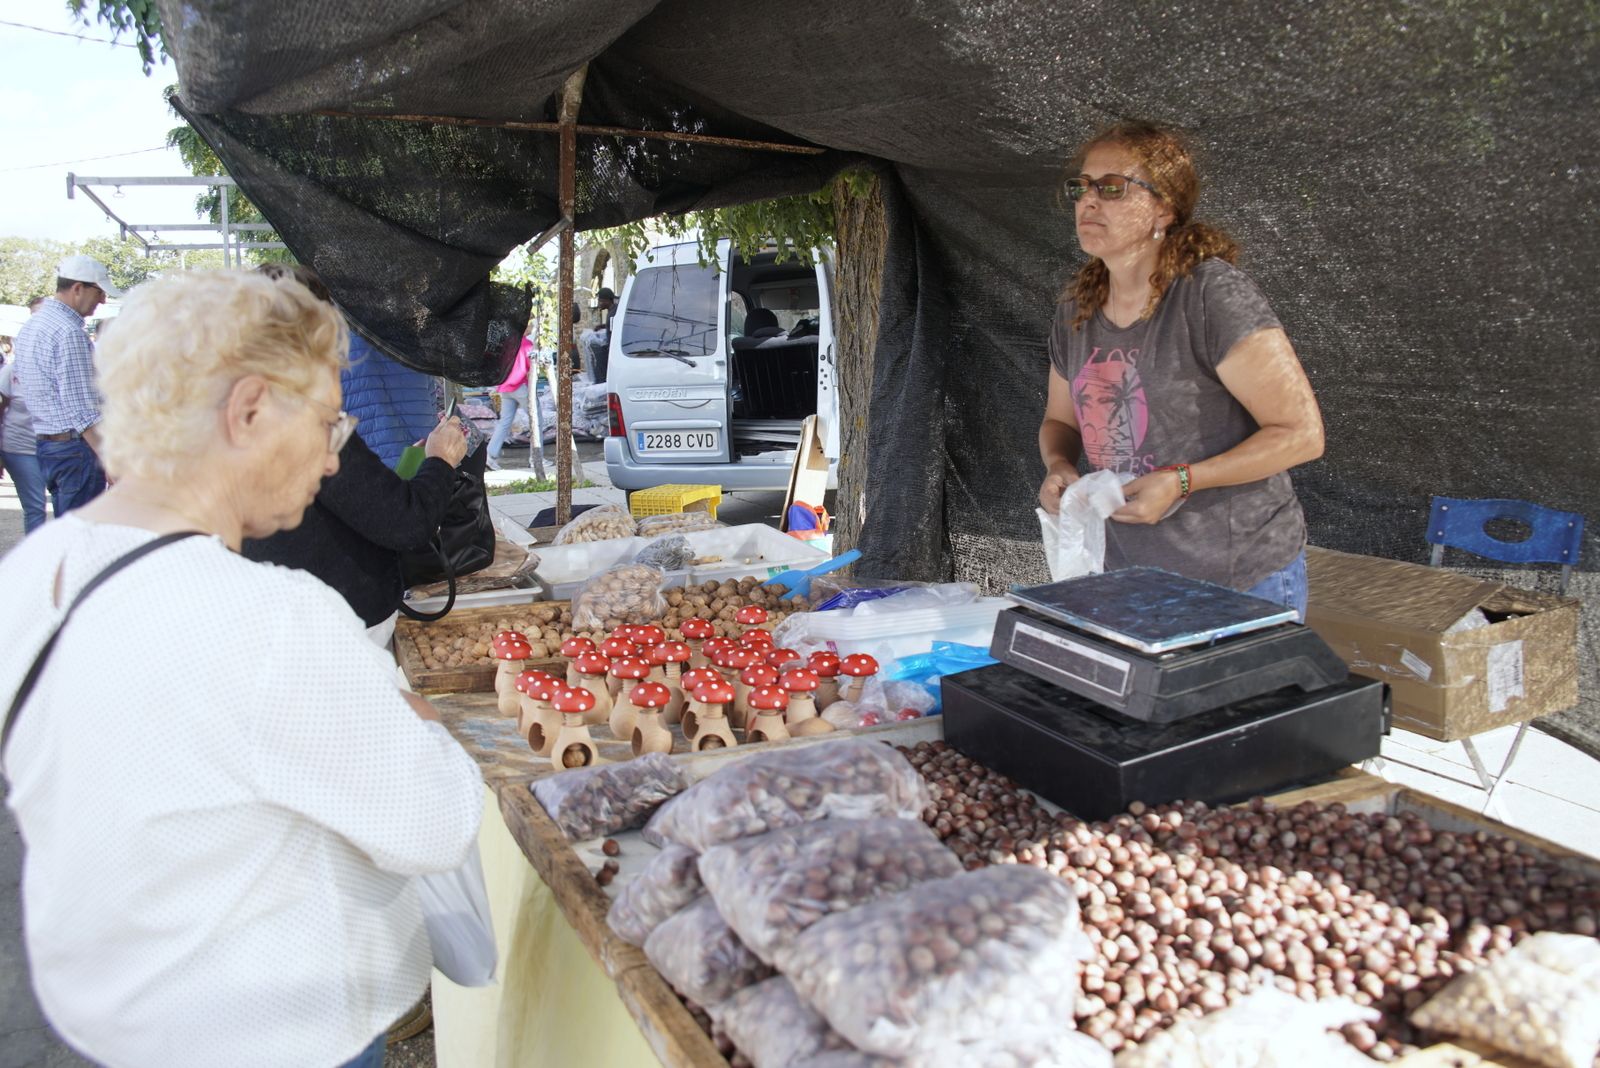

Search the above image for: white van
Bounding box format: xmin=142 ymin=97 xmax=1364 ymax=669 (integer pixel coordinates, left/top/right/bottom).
xmin=602 ymin=238 xmax=840 ymax=492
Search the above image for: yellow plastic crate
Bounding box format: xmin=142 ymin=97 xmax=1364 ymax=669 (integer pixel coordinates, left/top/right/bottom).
xmin=629 ymin=484 xmax=722 ymax=520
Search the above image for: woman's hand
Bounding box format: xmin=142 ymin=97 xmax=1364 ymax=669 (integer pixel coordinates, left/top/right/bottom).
xmin=1111 ymin=469 xmax=1183 ymax=525
xmin=425 ymin=415 xmax=468 ymax=467
xmin=1038 ymin=463 xmax=1081 ymax=514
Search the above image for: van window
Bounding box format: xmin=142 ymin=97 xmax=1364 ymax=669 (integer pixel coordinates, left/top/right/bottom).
xmin=620 ymin=264 xmax=719 ymax=359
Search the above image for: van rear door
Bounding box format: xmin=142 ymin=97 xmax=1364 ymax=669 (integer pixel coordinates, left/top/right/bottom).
xmin=611 ymin=252 xmax=731 ymax=465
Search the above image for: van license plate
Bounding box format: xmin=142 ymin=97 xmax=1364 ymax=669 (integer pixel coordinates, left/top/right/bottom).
xmin=637 ymin=430 xmax=720 ymax=454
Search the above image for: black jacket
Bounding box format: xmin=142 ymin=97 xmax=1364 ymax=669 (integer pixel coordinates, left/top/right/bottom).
xmin=243 ymin=433 xmax=456 ymax=625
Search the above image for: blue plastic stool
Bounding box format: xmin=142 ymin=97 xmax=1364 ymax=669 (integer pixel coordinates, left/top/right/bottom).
xmin=1426 ymin=496 xmax=1584 ymax=595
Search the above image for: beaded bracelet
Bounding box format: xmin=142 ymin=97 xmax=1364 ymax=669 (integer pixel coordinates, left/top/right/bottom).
xmin=1155 ymin=463 xmax=1192 ymax=499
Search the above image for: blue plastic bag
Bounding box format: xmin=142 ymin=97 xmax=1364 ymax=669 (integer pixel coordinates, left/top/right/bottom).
xmin=885 ymin=642 xmax=998 ymax=714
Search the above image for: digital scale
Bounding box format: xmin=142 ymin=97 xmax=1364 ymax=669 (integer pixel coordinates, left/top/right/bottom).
xmin=942 ymin=568 xmax=1388 ymax=820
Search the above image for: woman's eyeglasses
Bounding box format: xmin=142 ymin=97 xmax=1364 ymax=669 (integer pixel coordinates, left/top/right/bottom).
xmin=1064 ymin=174 xmax=1161 ymax=202
xmin=280 ymin=388 xmax=359 ymax=454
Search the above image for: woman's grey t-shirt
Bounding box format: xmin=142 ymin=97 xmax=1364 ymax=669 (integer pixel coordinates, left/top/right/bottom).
xmin=1047 ymin=258 xmax=1306 ymax=590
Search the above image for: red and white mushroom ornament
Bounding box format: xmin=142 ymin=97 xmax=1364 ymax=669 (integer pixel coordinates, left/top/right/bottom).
xmin=548 ymin=686 xmax=599 ymax=770
xmin=492 ymin=631 xmax=534 ymax=716
xmin=780 ymin=668 xmax=832 ymax=736
xmin=838 ymin=653 xmax=880 ymax=704
xmin=688 ymin=678 xmax=738 ymax=751
xmin=627 ymin=681 xmax=675 ymax=756
xmin=745 ymin=684 xmax=791 ymax=744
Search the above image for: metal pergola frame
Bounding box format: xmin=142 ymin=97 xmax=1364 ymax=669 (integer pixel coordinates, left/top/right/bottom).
xmin=66 ymin=174 xmax=288 ymax=266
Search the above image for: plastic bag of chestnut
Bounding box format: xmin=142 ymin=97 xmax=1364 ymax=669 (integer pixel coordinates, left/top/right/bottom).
xmin=607 ymin=843 xmax=703 ymax=947
xmin=698 ymin=817 xmax=961 ymax=968
xmin=783 ymin=866 xmax=1099 ymax=1066
xmin=641 ymin=739 xmax=930 ymax=852
xmin=531 ymin=753 xmax=688 ymax=840
xmin=1409 ymin=931 xmax=1600 ymax=1068
xmin=643 ymin=896 xmax=774 ymax=1008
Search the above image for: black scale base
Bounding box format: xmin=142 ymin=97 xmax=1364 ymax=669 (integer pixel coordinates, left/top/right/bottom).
xmin=942 ymin=662 xmax=1388 ymax=821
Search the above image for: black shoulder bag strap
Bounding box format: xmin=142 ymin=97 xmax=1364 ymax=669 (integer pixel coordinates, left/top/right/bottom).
xmin=2 ymin=531 xmax=203 ymax=761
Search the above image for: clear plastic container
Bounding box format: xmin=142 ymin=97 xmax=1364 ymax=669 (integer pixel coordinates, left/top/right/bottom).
xmin=679 ymin=524 xmax=829 ymax=587
xmin=779 ymin=597 xmax=1012 ymax=662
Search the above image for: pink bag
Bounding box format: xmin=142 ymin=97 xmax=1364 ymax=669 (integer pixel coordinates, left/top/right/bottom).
xmin=497 ymin=339 xmax=531 ymax=393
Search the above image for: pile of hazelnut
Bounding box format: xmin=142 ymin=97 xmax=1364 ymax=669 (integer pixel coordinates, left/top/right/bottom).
xmin=898 ymin=740 xmax=1599 ymax=1061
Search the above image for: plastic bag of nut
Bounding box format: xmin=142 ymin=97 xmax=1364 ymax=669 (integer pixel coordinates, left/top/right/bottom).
xmin=1113 ymin=987 xmax=1376 ymax=1068
xmin=699 ymin=818 xmax=961 ymax=968
xmin=637 ymin=511 xmax=722 ymax=537
xmin=572 ymin=562 xmax=668 ymax=630
xmin=640 ymin=739 xmax=931 ymax=852
xmin=530 ymin=753 xmax=689 ymax=841
xmin=783 ymin=866 xmax=1092 ymax=1064
xmin=633 ymin=534 xmax=696 ymax=571
xmin=1409 ymin=931 xmax=1600 ymax=1068
xmin=707 ymin=977 xmax=854 ymax=1068
xmin=607 ymin=843 xmax=704 ymax=947
xmin=643 ymin=896 xmax=774 ymax=1008
xmin=551 ymin=502 xmax=637 ymax=544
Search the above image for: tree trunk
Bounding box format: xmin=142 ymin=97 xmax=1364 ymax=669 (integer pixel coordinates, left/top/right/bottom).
xmin=830 ymin=172 xmax=888 ymax=559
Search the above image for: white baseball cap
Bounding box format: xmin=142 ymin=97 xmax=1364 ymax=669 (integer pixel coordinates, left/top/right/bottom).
xmin=56 ymin=255 xmax=122 ymax=298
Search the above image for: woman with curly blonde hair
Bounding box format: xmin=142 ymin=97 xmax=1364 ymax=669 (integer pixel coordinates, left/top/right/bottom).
xmin=0 ymin=270 xmax=482 ymax=1068
xmin=1038 ymin=120 xmax=1325 ymax=613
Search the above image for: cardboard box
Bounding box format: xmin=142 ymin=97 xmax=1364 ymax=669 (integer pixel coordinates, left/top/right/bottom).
xmin=1305 ymin=547 xmax=1579 ymax=741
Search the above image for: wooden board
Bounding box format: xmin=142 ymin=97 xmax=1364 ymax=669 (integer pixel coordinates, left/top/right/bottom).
xmin=428 ymin=703 xmax=1595 ymax=1068
xmin=394 ymin=600 xmax=573 ymax=693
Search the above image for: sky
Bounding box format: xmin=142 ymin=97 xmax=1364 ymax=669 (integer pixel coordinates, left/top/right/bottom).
xmin=0 ymin=0 xmax=204 ymax=244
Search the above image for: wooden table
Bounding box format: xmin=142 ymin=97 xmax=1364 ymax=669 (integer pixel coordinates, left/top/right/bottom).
xmin=432 ymin=693 xmax=1593 ymax=1068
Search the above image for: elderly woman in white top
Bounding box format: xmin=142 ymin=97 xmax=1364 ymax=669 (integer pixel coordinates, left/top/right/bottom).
xmin=0 ymin=271 xmax=483 ymax=1068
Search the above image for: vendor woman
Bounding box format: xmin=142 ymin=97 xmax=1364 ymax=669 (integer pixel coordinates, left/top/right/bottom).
xmin=1038 ymin=120 xmax=1324 ymax=616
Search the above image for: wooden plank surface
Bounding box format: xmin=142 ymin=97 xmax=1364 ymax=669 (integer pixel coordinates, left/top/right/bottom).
xmin=395 ymin=601 xmax=573 ymax=694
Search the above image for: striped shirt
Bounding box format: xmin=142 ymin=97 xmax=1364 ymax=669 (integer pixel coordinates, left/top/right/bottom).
xmin=13 ymin=298 xmax=99 ymax=435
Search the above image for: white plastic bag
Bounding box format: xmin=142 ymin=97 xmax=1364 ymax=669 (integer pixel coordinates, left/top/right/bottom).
xmin=1114 ymin=987 xmax=1376 ymax=1068
xmin=1409 ymin=931 xmax=1600 ymax=1068
xmin=1037 ymin=470 xmax=1126 ymax=581
xmin=417 ymin=848 xmax=497 ymax=986
xmin=784 ymin=866 xmax=1091 ymax=1063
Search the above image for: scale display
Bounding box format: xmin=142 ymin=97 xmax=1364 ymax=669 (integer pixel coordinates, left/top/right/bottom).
xmin=1008 ymin=568 xmax=1297 ymax=654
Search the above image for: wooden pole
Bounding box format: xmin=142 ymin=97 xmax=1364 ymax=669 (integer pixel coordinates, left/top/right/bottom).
xmin=312 ymin=110 xmax=824 ymax=155
xmin=555 ymin=67 xmax=587 ymax=526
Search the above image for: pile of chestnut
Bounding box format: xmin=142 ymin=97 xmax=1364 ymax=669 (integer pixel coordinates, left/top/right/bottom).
xmin=898 ymin=740 xmax=1599 ymax=1061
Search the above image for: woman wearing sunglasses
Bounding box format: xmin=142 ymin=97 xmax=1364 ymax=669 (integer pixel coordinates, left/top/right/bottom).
xmin=1038 ymin=120 xmax=1324 ymax=615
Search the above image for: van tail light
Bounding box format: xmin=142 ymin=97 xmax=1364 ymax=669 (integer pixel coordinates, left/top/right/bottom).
xmin=607 ymin=393 xmax=626 ymax=437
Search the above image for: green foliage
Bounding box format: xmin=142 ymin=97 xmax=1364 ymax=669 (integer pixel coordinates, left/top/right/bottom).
xmin=492 ymin=245 xmax=560 ymax=347
xmin=0 ymin=236 xmax=222 ymax=306
xmin=67 ymin=0 xmax=166 ymax=74
xmin=487 ymin=476 xmax=596 ymax=496
xmin=162 ymin=87 xmax=292 ymax=264
xmin=588 ymin=168 xmax=873 ymax=270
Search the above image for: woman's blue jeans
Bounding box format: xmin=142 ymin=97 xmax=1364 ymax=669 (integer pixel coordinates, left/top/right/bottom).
xmin=2 ymin=449 xmax=48 ymax=533
xmin=337 ymin=1034 xmax=385 ymax=1068
xmin=487 ymin=384 xmax=546 ymax=462
xmin=1244 ymin=549 xmax=1308 ymax=620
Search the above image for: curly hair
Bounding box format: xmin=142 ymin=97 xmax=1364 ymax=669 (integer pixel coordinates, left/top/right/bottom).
xmin=96 ymin=270 xmax=348 ymax=481
xmin=1066 ymin=120 xmax=1240 ymax=329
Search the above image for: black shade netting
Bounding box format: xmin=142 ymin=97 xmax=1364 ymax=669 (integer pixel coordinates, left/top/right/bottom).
xmin=158 ymin=0 xmax=1600 ymax=571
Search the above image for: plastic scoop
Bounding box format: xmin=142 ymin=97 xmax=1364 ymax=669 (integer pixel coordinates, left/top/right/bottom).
xmin=766 ymin=549 xmax=863 ymax=601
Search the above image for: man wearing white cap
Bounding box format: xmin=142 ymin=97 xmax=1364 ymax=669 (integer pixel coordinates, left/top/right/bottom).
xmin=12 ymin=255 xmax=120 ymax=516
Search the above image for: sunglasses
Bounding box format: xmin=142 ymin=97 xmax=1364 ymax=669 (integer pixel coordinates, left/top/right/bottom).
xmin=1064 ymin=173 xmax=1162 ymax=202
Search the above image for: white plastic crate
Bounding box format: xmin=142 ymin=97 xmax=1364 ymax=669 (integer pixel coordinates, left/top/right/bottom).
xmin=678 ymin=524 xmax=829 ymax=587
